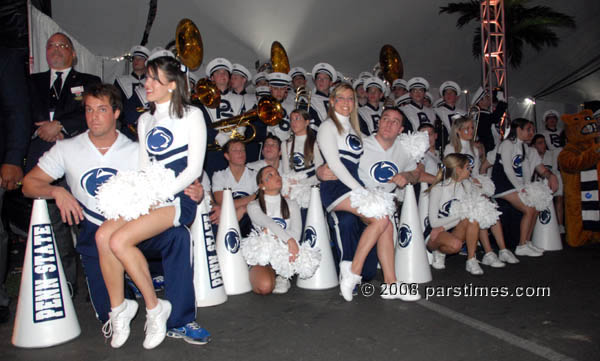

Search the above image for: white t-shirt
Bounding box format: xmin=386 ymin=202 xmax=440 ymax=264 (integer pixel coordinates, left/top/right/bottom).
xmin=211 ymin=166 xmax=258 ymax=199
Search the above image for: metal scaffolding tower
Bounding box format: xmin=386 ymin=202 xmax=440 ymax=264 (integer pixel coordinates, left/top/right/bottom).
xmin=480 ymin=0 xmax=507 ymax=112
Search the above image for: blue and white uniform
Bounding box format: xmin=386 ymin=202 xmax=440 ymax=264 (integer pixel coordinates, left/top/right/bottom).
xmin=358 ymin=102 xmax=384 ymax=136
xmin=281 ymin=134 xmax=323 ymax=181
xmin=445 ymin=140 xmax=482 ymax=175
xmin=211 ymin=166 xmax=258 ymax=200
xmin=491 ymin=138 xmax=542 ymax=197
xmin=401 ymin=101 xmax=438 ymax=133
xmin=317 ymin=113 xmax=364 ymax=212
xmin=533 ymin=149 xmax=563 ymax=196
xmin=138 ymin=101 xmax=207 ymax=227
xmin=268 ymin=97 xmax=295 ymax=142
xmin=311 ymin=90 xmax=330 ymax=128
xmin=37 ymin=131 xmax=196 ymax=327
xmin=434 ymin=103 xmax=465 ymax=136
xmin=114 ymin=72 xmax=147 ymax=140
xmin=541 ymin=127 xmax=565 ymax=151
xmin=428 ymin=179 xmax=471 ymax=231
xmin=247 ymin=194 xmax=302 ymax=244
xmin=247 ymin=159 xmax=284 ymax=176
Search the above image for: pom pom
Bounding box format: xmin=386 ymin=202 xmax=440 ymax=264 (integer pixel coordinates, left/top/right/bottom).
xmin=240 ymin=227 xmax=321 ymax=278
xmin=96 ymin=162 xmax=175 ymax=221
xmin=293 ymin=243 xmax=322 ymax=279
xmin=518 ymin=181 xmax=553 ymax=211
xmin=281 ymin=172 xmax=314 ymax=208
xmin=397 ymin=131 xmax=429 ymax=163
xmin=471 ymin=175 xmax=495 ymax=197
xmin=350 ymin=188 xmax=396 ymax=219
xmin=450 ymin=193 xmax=501 ymax=229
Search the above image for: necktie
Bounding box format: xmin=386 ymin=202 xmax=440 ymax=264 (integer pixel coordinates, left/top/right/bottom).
xmin=50 ymin=71 xmax=63 ymax=107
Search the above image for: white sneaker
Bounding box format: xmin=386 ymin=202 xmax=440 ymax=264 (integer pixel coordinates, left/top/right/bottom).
xmin=102 ymin=299 xmax=139 ymax=348
xmin=339 ymin=261 xmax=361 ymax=302
xmin=481 ymin=252 xmax=505 ymax=268
xmin=515 ymin=244 xmax=542 ymax=257
xmin=498 ymin=249 xmax=519 ymax=264
xmin=143 ymin=299 xmax=172 ymax=349
xmin=272 ymin=276 xmax=291 ymax=294
xmin=380 ymin=282 xmax=421 ymax=302
xmin=526 ymin=241 xmax=545 ymax=254
xmin=431 ymin=250 xmax=446 ymax=270
xmin=465 ymin=258 xmax=484 ymax=275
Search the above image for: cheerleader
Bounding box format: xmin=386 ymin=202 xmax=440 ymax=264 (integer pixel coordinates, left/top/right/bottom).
xmin=491 ymin=118 xmax=559 ymax=257
xmin=95 ymin=53 xmax=206 ymax=349
xmin=444 ymin=117 xmax=519 ymax=268
xmin=427 ymin=154 xmax=483 ymax=275
xmin=317 ymin=83 xmax=418 ymax=302
xmin=246 ymin=166 xmax=302 ymax=295
xmin=531 ymin=134 xmax=564 ymax=233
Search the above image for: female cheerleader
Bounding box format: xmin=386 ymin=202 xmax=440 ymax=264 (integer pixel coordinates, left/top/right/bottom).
xmin=317 ymin=83 xmax=418 ymax=302
xmin=491 ymin=118 xmax=558 ymax=257
xmin=427 ymin=154 xmax=483 ymax=275
xmin=95 ymin=53 xmax=206 ymax=349
xmin=444 ymin=117 xmax=519 ymax=268
xmin=246 ymin=166 xmax=302 ymax=295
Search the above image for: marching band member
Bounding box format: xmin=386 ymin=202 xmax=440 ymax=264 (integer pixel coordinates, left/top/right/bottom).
xmin=114 ymin=45 xmax=149 ymax=140
xmin=427 ymin=154 xmax=484 ymax=275
xmin=317 ymin=83 xmax=418 ymax=302
xmin=424 ymin=92 xmax=434 ymax=108
xmin=267 ymin=72 xmax=295 ymax=142
xmin=358 ymin=77 xmax=385 ymax=136
xmin=230 ymin=63 xmax=256 ymax=111
xmin=540 ymin=109 xmax=565 ymax=151
xmin=246 ymin=166 xmax=302 ymax=295
xmin=444 ymin=116 xmax=519 ymax=269
xmin=353 ymin=78 xmax=368 ymax=107
xmin=311 ymin=62 xmax=337 ymax=126
xmin=470 ymin=86 xmax=508 ymax=153
xmin=391 ymin=79 xmax=408 ymax=100
xmin=211 ymin=139 xmax=258 ymax=237
xmin=94 ymin=50 xmax=207 ymax=349
xmin=491 ymin=118 xmax=559 ymax=257
xmin=289 ymin=67 xmax=308 ymax=90
xmin=400 ymin=77 xmax=438 ymax=133
xmin=434 ymin=81 xmax=465 ymax=136
xmin=199 ymin=57 xmax=244 ymax=176
xmin=254 ymin=71 xmax=268 ymax=87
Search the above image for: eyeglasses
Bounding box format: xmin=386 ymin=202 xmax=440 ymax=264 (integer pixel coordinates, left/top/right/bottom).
xmin=47 ymin=42 xmax=71 ymax=50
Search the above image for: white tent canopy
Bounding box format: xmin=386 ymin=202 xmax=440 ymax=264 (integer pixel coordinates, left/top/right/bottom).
xmin=33 ymin=0 xmax=600 ymax=125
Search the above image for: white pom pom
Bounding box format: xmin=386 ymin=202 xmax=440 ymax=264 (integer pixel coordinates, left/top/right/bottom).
xmin=472 ymin=175 xmax=495 ymax=197
xmin=241 ymin=228 xmax=274 ymax=266
xmin=269 ymin=240 xmax=295 ymax=279
xmin=96 ymin=162 xmax=175 ymax=221
xmin=293 ymin=243 xmax=322 ymax=279
xmin=350 ymin=188 xmax=396 ymax=219
xmin=518 ymin=181 xmax=553 ymax=211
xmin=398 ymin=131 xmax=429 ymax=163
xmin=450 ymin=193 xmax=501 ymax=229
xmin=282 ymin=173 xmax=314 ymax=208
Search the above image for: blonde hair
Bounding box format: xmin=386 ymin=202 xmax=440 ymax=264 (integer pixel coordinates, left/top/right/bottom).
xmin=426 ymin=153 xmax=470 ymax=192
xmin=449 ymin=116 xmax=475 ymax=154
xmin=327 ymin=83 xmax=361 ymax=138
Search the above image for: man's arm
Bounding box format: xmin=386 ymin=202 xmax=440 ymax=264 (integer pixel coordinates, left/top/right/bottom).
xmin=22 ymin=166 xmax=83 ymax=225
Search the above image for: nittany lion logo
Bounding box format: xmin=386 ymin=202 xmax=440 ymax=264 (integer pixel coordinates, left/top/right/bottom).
xmin=465 ymin=154 xmax=475 ymax=169
xmin=513 ymin=154 xmax=523 ymax=177
xmin=398 ymin=224 xmax=412 ymax=248
xmin=423 ymin=216 xmax=432 ymax=240
xmin=539 ymin=209 xmax=551 ymax=224
xmin=146 ymin=126 xmax=173 ymax=153
xmin=232 ymin=191 xmax=249 ymax=199
xmin=224 ymin=228 xmax=240 ymax=254
xmin=272 ymin=217 xmax=287 ymax=229
xmin=293 ymin=152 xmax=305 ymax=169
xmin=370 ymin=161 xmax=398 ymax=183
xmin=80 ymin=168 xmax=118 ymax=197
xmin=417 ymin=112 xmax=431 ymax=125
xmin=345 ymin=134 xmax=362 ymax=151
xmin=303 ymin=226 xmax=317 ymax=247
xmin=279 ymin=109 xmax=290 ymax=131
xmin=438 ymin=199 xmax=456 ymax=218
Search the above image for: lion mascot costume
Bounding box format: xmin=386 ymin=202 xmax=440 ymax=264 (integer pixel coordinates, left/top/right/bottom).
xmin=558 ymin=109 xmax=600 ymax=246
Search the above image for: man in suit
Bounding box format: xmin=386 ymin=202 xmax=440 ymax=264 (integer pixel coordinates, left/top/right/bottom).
xmin=26 ymin=32 xmax=101 ymax=296
xmin=0 ymin=46 xmax=31 ymax=323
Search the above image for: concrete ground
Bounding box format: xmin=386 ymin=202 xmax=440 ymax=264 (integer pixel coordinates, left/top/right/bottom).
xmin=1 ymin=240 xmax=598 ymax=361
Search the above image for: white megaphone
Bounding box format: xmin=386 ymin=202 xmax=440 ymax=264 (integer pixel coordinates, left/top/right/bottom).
xmin=418 ymin=182 xmax=434 ymax=265
xmin=532 ymin=204 xmax=563 ymax=251
xmin=297 ymin=186 xmax=339 ymax=289
xmin=215 ymin=189 xmax=251 ymax=295
xmin=394 ymin=184 xmax=432 ymax=284
xmin=191 ymin=197 xmax=227 ymax=306
xmin=12 ymin=199 xmax=81 ymax=348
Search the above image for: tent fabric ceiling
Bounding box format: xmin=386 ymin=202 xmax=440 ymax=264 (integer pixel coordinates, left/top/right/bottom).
xmin=51 ymin=0 xmax=599 ymax=105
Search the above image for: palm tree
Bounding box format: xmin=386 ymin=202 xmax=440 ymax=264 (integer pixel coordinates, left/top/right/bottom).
xmin=440 ymin=0 xmax=576 ymax=68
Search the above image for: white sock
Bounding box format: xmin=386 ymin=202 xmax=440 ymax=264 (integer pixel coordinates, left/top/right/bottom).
xmin=146 ymin=301 xmax=162 ymax=316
